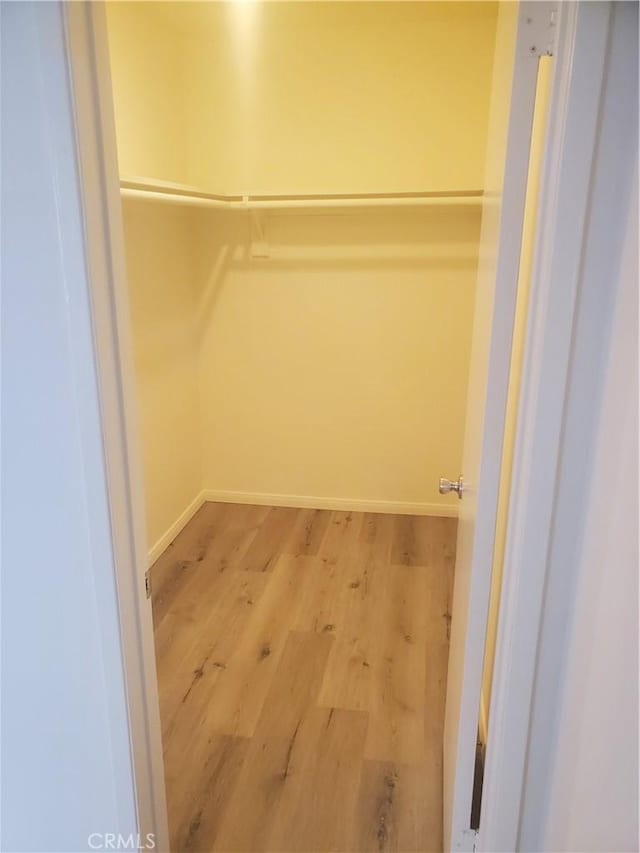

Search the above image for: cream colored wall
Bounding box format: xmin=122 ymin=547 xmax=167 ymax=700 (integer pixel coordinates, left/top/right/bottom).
xmin=107 ymin=1 xmax=498 ymax=195
xmin=480 ymin=56 xmax=554 ymax=740
xmin=106 ymin=1 xmax=497 ymax=549
xmin=192 ymin=207 xmax=480 ymax=513
xmin=183 ymin=1 xmax=498 ymax=194
xmin=121 ymin=201 xmax=202 ymax=551
xmin=106 ymin=2 xmax=189 ymax=184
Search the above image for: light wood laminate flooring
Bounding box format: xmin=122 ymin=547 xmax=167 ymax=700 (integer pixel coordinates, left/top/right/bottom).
xmin=151 ymin=503 xmax=456 ymax=852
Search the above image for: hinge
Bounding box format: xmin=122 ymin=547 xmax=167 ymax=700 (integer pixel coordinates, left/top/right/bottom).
xmin=522 ymin=3 xmax=558 ymax=58
xmin=144 ymin=570 xmax=152 ymax=599
xmin=453 ymin=828 xmax=478 ymax=852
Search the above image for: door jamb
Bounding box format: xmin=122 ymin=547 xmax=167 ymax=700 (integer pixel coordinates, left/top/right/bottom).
xmin=445 ymin=4 xmax=557 ymax=848
xmin=63 ymin=3 xmax=169 ymax=848
xmin=478 ymin=3 xmax=618 ymax=850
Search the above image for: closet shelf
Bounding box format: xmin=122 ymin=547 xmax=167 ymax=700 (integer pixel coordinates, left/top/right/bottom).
xmin=120 ymin=178 xmax=484 ymax=210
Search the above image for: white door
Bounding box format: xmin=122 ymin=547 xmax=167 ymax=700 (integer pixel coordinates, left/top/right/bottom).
xmin=442 ymin=3 xmax=556 ymax=849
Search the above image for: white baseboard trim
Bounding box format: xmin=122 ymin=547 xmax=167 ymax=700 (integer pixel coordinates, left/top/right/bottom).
xmin=202 ymin=489 xmax=458 ymax=518
xmin=147 ymin=488 xmax=457 ymax=566
xmin=147 ymin=490 xmax=207 ymax=566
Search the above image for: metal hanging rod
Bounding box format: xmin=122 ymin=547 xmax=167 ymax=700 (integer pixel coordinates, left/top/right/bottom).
xmin=119 ymin=178 xmax=484 ymax=210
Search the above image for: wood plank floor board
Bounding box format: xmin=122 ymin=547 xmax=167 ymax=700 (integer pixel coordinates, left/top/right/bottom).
xmin=364 ymin=564 xmax=430 ymax=764
xmin=390 ymin=514 xmax=448 ymax=568
xmin=203 ymin=554 xmax=314 ymax=737
xmin=238 ymin=505 xmax=300 ymax=573
xmin=424 ymin=519 xmax=457 ymax=756
xmin=264 ymin=707 xmax=369 ymax=853
xmin=167 ymin=733 xmax=250 ymax=853
xmin=291 ymin=550 xmax=372 ymax=639
xmin=212 ymin=630 xmax=335 ymax=852
xmin=152 ymin=502 xmax=255 ymax=629
xmin=291 ymin=556 xmax=346 ymax=636
xmin=151 ymin=502 xmax=457 ymax=852
xmin=352 ymin=760 xmax=441 ymax=852
xmin=317 ymin=544 xmax=386 ymax=711
xmin=153 ymin=548 xmax=244 ymax=680
xmin=318 ymin=510 xmax=362 ymax=566
xmin=196 ymin=524 xmax=259 ymax=575
xmin=224 ymin=503 xmax=272 ymax=529
xmin=157 ymin=570 xmax=270 ymax=743
xmin=172 ymin=502 xmax=233 ymax=561
xmin=284 ymin=507 xmax=332 ymax=557
xmin=359 ymin=511 xmax=395 ymax=554
xmin=151 ymin=554 xmax=197 ymax=632
xmin=439 ymin=516 xmax=457 ymax=630
xmin=210 ymin=731 xmax=295 ymax=852
xmin=253 ymin=629 xmax=335 ymax=739
xmin=154 ymin=560 xmax=262 ymax=662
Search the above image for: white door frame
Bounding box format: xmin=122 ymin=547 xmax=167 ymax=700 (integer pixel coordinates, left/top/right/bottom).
xmin=59 ymin=2 xmax=619 ymax=850
xmin=444 ymin=4 xmax=557 ymax=848
xmin=482 ymin=2 xmax=638 ymax=849
xmin=63 ymin=4 xmax=169 ymax=849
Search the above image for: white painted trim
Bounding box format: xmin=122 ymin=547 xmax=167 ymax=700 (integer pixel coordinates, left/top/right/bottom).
xmin=202 ymin=490 xmax=459 ymax=518
xmin=147 ymin=489 xmax=456 ymax=566
xmin=63 ymin=4 xmax=169 ymax=849
xmin=4 ymin=4 xmax=139 ymax=844
xmin=444 ymin=5 xmax=555 ymax=848
xmin=148 ymin=491 xmax=207 ymax=566
xmin=478 ymin=3 xmax=622 ymax=851
xmin=513 ymin=4 xmax=638 ymax=847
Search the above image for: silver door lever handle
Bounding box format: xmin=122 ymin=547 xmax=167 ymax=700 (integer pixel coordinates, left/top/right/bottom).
xmin=439 ymin=475 xmax=464 ymax=499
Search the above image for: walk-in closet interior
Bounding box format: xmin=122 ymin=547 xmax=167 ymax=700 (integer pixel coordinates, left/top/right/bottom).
xmin=105 ymin=2 xmax=500 ymax=849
